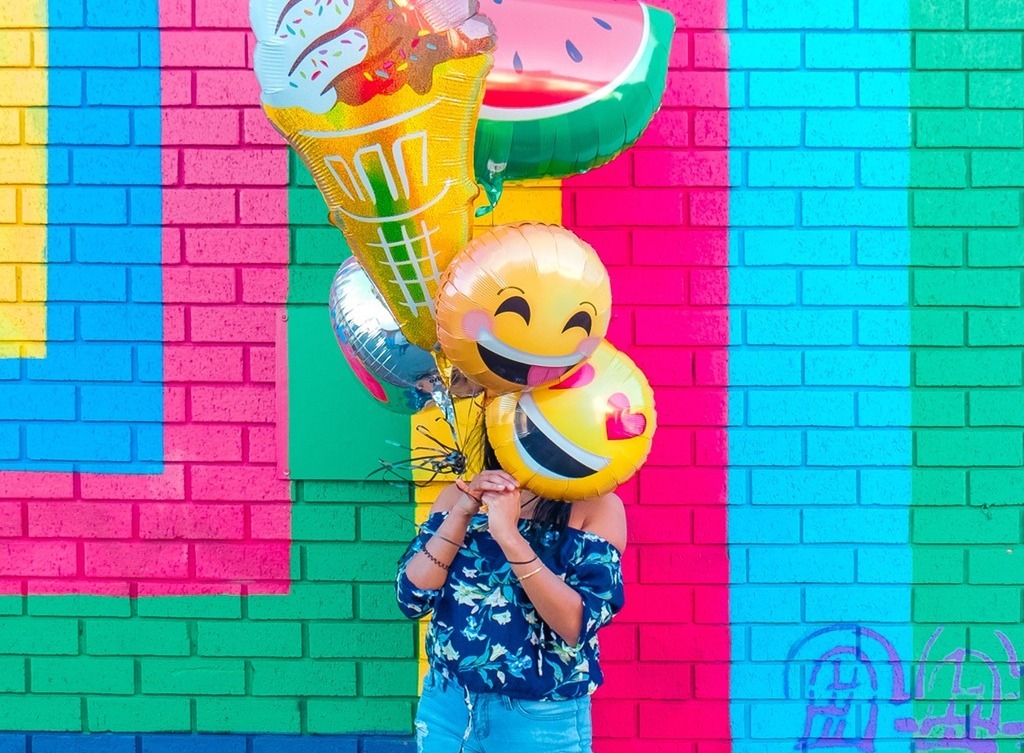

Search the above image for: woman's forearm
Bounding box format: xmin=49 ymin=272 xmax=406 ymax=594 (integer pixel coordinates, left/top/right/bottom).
xmin=403 ymin=509 xmax=475 ymax=590
xmin=497 ymin=533 xmax=584 ymax=646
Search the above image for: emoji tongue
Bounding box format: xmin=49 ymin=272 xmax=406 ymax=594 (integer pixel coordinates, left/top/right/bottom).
xmin=527 ymin=365 xmax=566 ymax=387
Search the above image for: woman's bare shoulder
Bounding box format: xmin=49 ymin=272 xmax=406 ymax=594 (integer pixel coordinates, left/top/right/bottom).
xmin=575 ymin=492 xmax=627 ymax=553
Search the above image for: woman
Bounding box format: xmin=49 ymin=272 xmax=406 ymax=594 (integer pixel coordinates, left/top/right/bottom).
xmin=394 ymin=444 xmax=627 ymax=753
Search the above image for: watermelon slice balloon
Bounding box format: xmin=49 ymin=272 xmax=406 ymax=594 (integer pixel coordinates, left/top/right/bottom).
xmin=473 ymin=0 xmax=675 ymax=211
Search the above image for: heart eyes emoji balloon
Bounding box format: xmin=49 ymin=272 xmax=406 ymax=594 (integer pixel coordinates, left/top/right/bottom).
xmin=435 ymin=223 xmax=612 ymax=395
xmin=485 ymin=340 xmax=656 ymax=501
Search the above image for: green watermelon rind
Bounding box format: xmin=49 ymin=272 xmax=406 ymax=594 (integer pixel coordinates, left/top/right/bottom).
xmin=473 ymin=4 xmax=675 ymax=209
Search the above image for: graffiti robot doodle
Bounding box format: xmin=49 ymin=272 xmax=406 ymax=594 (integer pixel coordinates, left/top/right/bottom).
xmin=785 ymin=624 xmax=909 ymax=751
xmin=787 ymin=625 xmax=1024 ymax=752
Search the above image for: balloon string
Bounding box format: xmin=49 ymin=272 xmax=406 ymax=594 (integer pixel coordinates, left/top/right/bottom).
xmin=368 ymin=387 xmax=487 ymax=530
xmin=370 ymin=386 xmax=470 ymax=485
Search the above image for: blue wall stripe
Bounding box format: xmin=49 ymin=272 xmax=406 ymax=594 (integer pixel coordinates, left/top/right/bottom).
xmin=728 ymin=0 xmax=913 ymax=749
xmin=0 ymin=0 xmax=163 ymax=473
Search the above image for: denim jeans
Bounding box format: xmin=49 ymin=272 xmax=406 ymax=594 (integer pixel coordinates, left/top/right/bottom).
xmin=414 ymin=670 xmax=593 ymax=753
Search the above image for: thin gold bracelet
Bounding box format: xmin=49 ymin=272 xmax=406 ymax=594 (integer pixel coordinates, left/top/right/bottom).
xmin=517 ymin=564 xmax=545 ymax=582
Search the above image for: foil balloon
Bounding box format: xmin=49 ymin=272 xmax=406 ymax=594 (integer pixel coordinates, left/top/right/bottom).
xmin=329 ymin=256 xmax=438 ymax=414
xmin=486 ymin=341 xmax=656 ymax=501
xmin=435 ymin=223 xmax=611 ymax=395
xmin=474 ymin=0 xmax=675 ymax=211
xmin=251 ymin=0 xmax=495 ymax=349
xmin=329 ymin=257 xmax=481 ymax=416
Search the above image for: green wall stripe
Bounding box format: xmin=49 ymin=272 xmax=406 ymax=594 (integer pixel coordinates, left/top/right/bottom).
xmin=910 ymin=0 xmax=1024 ymax=740
xmin=286 ymin=152 xmax=409 ymax=481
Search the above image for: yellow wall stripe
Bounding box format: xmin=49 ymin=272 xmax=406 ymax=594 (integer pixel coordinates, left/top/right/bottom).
xmin=411 ymin=178 xmax=563 ymax=683
xmin=0 ymin=0 xmax=46 ymax=359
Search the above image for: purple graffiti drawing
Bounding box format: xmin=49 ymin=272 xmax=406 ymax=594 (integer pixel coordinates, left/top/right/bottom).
xmin=893 ymin=628 xmax=1024 ymax=753
xmin=785 ymin=624 xmax=908 ymax=752
xmin=788 ymin=626 xmax=1024 ymax=752
xmin=802 ymin=645 xmax=879 ymax=751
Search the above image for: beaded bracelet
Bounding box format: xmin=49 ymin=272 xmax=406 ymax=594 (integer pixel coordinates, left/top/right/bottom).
xmin=420 ymin=546 xmax=450 ymax=571
xmin=517 ymin=565 xmax=545 ymax=582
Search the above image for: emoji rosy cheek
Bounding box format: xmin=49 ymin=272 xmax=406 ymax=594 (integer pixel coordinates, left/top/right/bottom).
xmin=551 ymin=363 xmax=596 ymax=390
xmin=578 ymin=336 xmax=602 ymax=353
xmin=461 ymin=309 xmax=493 ymax=340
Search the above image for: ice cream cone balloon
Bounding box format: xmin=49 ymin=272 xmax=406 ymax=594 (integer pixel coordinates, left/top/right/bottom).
xmin=251 ymin=0 xmax=494 ymax=349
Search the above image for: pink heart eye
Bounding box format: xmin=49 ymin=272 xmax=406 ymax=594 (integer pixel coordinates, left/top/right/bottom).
xmin=551 ymin=363 xmax=595 ymax=390
xmin=605 ymin=392 xmax=647 ymax=440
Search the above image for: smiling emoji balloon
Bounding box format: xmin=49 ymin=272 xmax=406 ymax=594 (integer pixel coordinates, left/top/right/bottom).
xmin=485 ymin=340 xmax=656 ymax=501
xmin=435 ymin=223 xmax=612 ymax=395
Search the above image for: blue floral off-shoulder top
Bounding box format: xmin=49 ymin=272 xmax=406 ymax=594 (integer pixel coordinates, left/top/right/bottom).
xmin=394 ymin=511 xmax=624 ymax=701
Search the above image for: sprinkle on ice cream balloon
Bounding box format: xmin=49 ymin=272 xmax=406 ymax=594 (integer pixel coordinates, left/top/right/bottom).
xmin=251 ymin=0 xmax=495 ymax=349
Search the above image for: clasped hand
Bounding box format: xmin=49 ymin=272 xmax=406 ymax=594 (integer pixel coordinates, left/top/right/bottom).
xmin=454 ymin=470 xmax=523 ymax=545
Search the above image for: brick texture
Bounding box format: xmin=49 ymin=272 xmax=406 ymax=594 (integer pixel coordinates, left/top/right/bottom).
xmin=728 ymin=0 xmax=916 ymax=750
xmin=12 ymin=0 xmax=1024 ymax=749
xmin=909 ymin=0 xmax=1024 ymax=742
xmin=0 ymin=3 xmax=291 ymax=592
xmin=563 ymin=0 xmax=730 ymax=746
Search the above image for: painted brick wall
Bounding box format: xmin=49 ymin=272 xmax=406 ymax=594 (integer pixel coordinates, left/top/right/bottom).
xmin=728 ymin=1 xmax=1024 ymax=751
xmin=562 ymin=0 xmax=731 ymax=748
xmin=908 ymin=0 xmax=1024 ymax=744
xmin=0 ymin=0 xmax=710 ymax=749
xmin=726 ymin=0 xmax=914 ymax=747
xmin=4 ymin=0 xmax=1024 ymax=750
xmin=0 ymin=0 xmax=292 ymax=595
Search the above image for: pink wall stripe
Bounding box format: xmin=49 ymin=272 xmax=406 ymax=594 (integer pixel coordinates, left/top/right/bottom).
xmin=562 ymin=0 xmax=730 ymax=747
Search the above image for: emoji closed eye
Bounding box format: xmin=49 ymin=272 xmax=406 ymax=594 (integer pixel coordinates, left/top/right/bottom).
xmin=495 ymin=295 xmax=531 ymax=324
xmin=562 ymin=310 xmax=593 ymax=335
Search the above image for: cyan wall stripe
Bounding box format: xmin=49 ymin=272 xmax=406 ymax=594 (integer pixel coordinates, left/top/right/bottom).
xmin=0 ymin=0 xmax=163 ymax=473
xmin=728 ymin=0 xmax=912 ymax=749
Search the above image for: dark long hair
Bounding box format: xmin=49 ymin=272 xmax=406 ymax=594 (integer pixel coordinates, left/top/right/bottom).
xmin=481 ymin=431 xmax=570 ymax=551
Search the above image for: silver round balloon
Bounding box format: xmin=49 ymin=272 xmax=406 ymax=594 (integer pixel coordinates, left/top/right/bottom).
xmin=329 ymin=257 xmax=442 ymax=414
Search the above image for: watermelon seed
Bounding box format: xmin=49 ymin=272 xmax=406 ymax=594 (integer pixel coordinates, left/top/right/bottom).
xmin=565 ymin=40 xmax=583 ymax=63
xmin=593 ymin=16 xmax=612 ymax=30
xmin=512 ymin=51 xmax=523 ymax=73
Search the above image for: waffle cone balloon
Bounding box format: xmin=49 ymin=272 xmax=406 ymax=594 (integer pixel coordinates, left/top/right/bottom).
xmin=252 ymin=0 xmax=494 ymax=349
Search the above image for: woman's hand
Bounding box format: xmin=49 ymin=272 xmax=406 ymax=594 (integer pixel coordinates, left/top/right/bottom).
xmin=482 ymin=486 xmax=523 ymax=546
xmin=453 ymin=470 xmax=517 ymax=517
xmin=451 ymin=488 xmax=482 ymax=518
